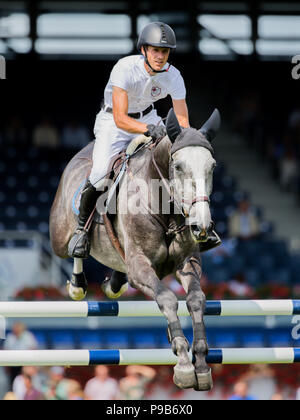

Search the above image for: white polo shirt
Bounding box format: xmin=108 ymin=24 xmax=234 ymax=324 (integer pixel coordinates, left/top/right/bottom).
xmin=103 ymin=54 xmax=186 ymax=113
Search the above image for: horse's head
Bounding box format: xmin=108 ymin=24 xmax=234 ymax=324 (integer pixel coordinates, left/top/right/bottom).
xmin=166 ymin=108 xmax=221 ymax=243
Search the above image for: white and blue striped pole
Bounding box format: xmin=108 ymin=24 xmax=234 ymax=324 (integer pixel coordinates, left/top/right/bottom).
xmin=0 ymin=348 xmax=298 ymax=366
xmin=0 ymin=300 xmax=299 ymax=317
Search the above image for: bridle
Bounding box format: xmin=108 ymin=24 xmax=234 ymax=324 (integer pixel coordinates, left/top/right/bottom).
xmin=150 ymin=137 xmax=211 ymax=221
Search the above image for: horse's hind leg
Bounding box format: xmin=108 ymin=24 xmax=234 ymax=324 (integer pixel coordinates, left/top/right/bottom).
xmin=67 ymin=258 xmax=88 ymax=301
xmin=176 ymin=254 xmax=213 ymax=391
xmin=101 ymin=270 xmax=128 ymax=299
xmin=127 ymin=254 xmax=196 ymax=389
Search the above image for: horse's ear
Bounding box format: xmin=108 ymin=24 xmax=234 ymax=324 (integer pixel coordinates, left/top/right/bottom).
xmin=199 ymin=108 xmax=221 ymax=142
xmin=166 ymin=108 xmax=182 ymax=143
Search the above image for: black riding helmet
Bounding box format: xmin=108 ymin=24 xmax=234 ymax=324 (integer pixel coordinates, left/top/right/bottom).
xmin=137 ymin=22 xmax=176 ymax=73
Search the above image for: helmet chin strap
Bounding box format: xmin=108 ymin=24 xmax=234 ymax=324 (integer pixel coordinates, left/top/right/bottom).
xmin=143 ymin=46 xmax=171 ymax=74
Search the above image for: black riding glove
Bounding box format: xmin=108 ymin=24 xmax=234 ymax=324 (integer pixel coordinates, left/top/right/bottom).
xmin=144 ymin=124 xmax=166 ymax=141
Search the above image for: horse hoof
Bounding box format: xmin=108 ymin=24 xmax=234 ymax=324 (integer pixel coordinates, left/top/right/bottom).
xmin=194 ymin=369 xmax=213 ymax=392
xmin=101 ymin=277 xmax=128 ymax=299
xmin=66 ymin=280 xmax=87 ymax=301
xmin=173 ymin=365 xmax=196 ymax=389
xmin=67 ymin=272 xmax=88 ymax=301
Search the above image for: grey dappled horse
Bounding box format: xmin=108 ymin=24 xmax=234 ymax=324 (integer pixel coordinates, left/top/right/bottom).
xmin=50 ymin=108 xmax=221 ymax=391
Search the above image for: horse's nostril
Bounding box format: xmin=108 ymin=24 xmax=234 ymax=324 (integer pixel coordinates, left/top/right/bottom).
xmin=190 ymin=225 xmax=207 ymax=241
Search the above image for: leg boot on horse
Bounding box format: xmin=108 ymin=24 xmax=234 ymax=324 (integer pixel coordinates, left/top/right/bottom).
xmin=68 ymin=180 xmax=100 ymax=259
xmin=66 ymin=258 xmax=88 ymax=301
xmin=101 ymin=270 xmax=128 ymax=299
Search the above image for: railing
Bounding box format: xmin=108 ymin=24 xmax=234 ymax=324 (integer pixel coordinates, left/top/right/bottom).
xmin=0 ymin=230 xmax=72 ymax=289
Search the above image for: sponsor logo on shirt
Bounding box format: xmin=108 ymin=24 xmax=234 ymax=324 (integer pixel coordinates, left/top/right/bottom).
xmin=151 ymin=85 xmax=161 ymax=97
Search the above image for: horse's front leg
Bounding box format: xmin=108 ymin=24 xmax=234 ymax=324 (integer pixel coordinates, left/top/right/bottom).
xmin=67 ymin=258 xmax=88 ymax=301
xmin=176 ymin=254 xmax=213 ymax=391
xmin=127 ymin=253 xmax=196 ymax=389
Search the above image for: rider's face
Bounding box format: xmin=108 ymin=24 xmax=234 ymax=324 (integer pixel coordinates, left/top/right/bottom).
xmin=142 ymin=45 xmax=170 ymax=72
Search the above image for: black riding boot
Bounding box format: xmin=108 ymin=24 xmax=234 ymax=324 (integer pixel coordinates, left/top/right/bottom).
xmin=68 ymin=180 xmax=100 ymax=259
xmin=199 ymin=223 xmax=222 ymax=253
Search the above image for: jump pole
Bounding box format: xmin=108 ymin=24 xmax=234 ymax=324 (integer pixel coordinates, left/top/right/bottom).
xmin=0 ymin=348 xmax=299 ymax=366
xmin=0 ymin=300 xmax=299 ymax=317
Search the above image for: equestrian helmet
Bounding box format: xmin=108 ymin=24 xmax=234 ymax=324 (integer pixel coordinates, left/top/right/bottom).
xmin=137 ymin=22 xmax=176 ymax=51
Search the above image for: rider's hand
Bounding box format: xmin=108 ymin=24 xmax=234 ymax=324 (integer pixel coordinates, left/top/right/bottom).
xmin=144 ymin=124 xmax=166 ymax=140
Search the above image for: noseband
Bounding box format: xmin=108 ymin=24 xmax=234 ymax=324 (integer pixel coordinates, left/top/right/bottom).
xmin=181 ymin=195 xmax=210 ymax=217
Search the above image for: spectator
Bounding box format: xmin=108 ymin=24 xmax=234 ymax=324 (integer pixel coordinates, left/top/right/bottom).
xmin=228 ymin=272 xmax=255 ymax=298
xmin=147 ymin=367 xmax=177 ymax=400
xmin=271 ymin=392 xmax=284 ymax=400
xmin=43 ymin=366 xmax=69 ymax=400
xmin=12 ymin=366 xmax=44 ymax=400
xmin=23 ymin=373 xmax=45 ymax=400
xmin=228 ymin=199 xmax=260 ymax=241
xmin=205 ymin=238 xmax=238 ymax=264
xmin=32 ymin=116 xmax=60 ymax=149
xmin=3 ymin=322 xmax=38 ymax=385
xmin=279 ymin=148 xmax=299 ymax=192
xmin=288 ymin=106 xmax=300 ymax=131
xmin=66 ymin=379 xmax=85 ymax=400
xmin=2 ymin=392 xmax=18 ymax=400
xmin=240 ymin=364 xmax=277 ymax=400
xmin=228 ymin=380 xmax=256 ymax=400
xmin=3 ymin=323 xmax=38 ymax=351
xmin=118 ymin=365 xmax=156 ymax=400
xmin=84 ymin=365 xmax=119 ymax=400
xmin=267 ymin=135 xmax=285 ymax=181
xmin=0 ymin=367 xmax=9 ymax=400
xmin=61 ymin=120 xmax=90 ymax=150
xmin=3 ymin=116 xmax=28 ymax=146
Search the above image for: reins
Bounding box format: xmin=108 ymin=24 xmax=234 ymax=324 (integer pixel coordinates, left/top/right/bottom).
xmin=150 ymin=138 xmax=189 ymax=237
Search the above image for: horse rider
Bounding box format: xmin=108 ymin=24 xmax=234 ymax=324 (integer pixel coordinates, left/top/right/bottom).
xmin=68 ymin=21 xmax=221 ymax=259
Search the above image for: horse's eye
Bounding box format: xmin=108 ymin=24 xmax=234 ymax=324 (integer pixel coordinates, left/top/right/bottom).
xmin=174 ymin=164 xmax=183 ymax=172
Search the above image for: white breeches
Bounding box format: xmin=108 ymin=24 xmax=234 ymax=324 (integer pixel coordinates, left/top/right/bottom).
xmin=89 ymin=109 xmax=164 ymax=190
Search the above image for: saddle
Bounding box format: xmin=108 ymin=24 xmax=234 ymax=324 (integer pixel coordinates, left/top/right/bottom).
xmin=73 ymin=134 xmax=151 ymax=223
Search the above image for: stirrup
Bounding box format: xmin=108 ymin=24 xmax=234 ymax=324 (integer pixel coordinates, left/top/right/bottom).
xmin=68 ymin=228 xmax=91 ymax=259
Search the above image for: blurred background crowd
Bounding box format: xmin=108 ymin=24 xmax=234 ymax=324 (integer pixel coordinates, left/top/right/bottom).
xmin=1 ymin=348 xmax=299 ymax=401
